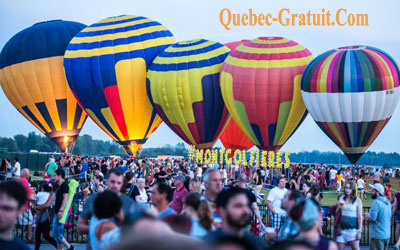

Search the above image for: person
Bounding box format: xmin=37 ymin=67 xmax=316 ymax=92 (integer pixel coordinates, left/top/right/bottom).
xmin=267 ymin=176 xmax=288 ymax=229
xmin=237 ymin=173 xmax=266 ymax=231
xmin=268 ymin=239 xmax=314 ymax=250
xmin=277 ymin=190 xmax=304 ymax=240
xmin=171 ymin=174 xmax=189 ymax=213
xmin=89 ymin=190 xmax=123 ymax=250
xmin=44 ymin=157 xmax=58 ymax=177
xmin=291 ymin=199 xmax=338 ymax=250
xmin=17 ymin=168 xmax=33 ymax=242
xmin=335 ymin=182 xmax=362 ymax=250
xmin=309 ymin=184 xmax=323 ymax=203
xmin=188 ymin=178 xmax=202 ymax=193
xmin=135 ymin=178 xmax=149 ymax=204
xmin=150 ymin=182 xmax=176 ymax=219
xmin=204 ymin=187 xmax=268 ymax=250
xmin=302 ymin=182 xmax=311 ymax=198
xmin=356 ymin=175 xmax=365 ymax=200
xmin=392 ymin=186 xmax=400 ymax=249
xmin=202 ymin=169 xmax=224 ymax=227
xmin=183 ymin=192 xmax=212 ymax=238
xmin=78 ymin=168 xmax=136 ymax=235
xmin=329 ymin=167 xmax=338 ymax=190
xmin=366 ymin=183 xmax=391 ymax=250
xmin=0 ymin=180 xmax=30 ymax=250
xmin=373 ymin=169 xmax=382 ymax=184
xmin=34 ymin=182 xmax=57 ymax=250
xmin=383 ymin=184 xmax=391 ymax=201
xmin=13 ymin=158 xmax=21 ymax=178
xmin=336 ymin=170 xmax=344 ymax=193
xmin=382 ymin=173 xmax=390 ymax=186
xmin=80 ymin=158 xmax=89 ymax=179
xmin=52 ymin=169 xmax=74 ymax=250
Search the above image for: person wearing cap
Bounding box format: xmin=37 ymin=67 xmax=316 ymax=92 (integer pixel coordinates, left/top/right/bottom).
xmin=292 ymin=199 xmax=338 ymax=250
xmin=366 ymin=183 xmax=391 ymax=250
xmin=171 ymin=174 xmax=189 ymax=213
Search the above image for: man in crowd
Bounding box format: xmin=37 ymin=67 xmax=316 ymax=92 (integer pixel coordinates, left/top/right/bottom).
xmin=18 ymin=168 xmax=33 ymax=242
xmin=150 ymin=182 xmax=176 ymax=219
xmin=366 ymin=183 xmax=391 ymax=250
xmin=204 ymin=187 xmax=267 ymax=250
xmin=44 ymin=157 xmax=58 ymax=177
xmin=171 ymin=174 xmax=188 ymax=213
xmin=203 ymin=169 xmax=224 ymax=227
xmin=278 ymin=190 xmax=304 ymax=240
xmin=237 ymin=173 xmax=266 ymax=231
xmin=77 ymin=168 xmax=136 ymax=234
xmin=373 ymin=168 xmax=382 ymax=184
xmin=52 ymin=169 xmax=74 ymax=250
xmin=329 ymin=167 xmax=337 ymax=190
xmin=267 ymin=176 xmax=288 ymax=230
xmin=0 ymin=180 xmax=29 ymax=250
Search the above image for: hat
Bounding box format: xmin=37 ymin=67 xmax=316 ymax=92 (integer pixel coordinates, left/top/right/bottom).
xmin=174 ymin=174 xmax=186 ymax=182
xmin=369 ymin=183 xmax=384 ymax=195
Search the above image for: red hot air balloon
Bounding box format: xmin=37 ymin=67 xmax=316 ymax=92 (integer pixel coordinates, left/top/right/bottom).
xmin=219 ymin=40 xmax=254 ymax=152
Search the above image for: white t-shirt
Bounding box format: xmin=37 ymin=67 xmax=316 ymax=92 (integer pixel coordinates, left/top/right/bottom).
xmin=357 ymin=178 xmax=365 ymax=189
xmin=14 ymin=162 xmax=21 ymax=177
xmin=138 ymin=189 xmax=148 ymax=203
xmin=329 ymin=169 xmax=337 ymax=180
xmin=197 ymin=167 xmax=202 ymax=177
xmin=373 ymin=171 xmax=382 ymax=181
xmin=267 ymin=187 xmax=288 ymax=215
xmin=36 ymin=191 xmax=50 ymax=205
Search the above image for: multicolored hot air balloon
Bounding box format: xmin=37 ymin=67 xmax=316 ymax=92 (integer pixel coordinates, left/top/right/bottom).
xmin=219 ymin=40 xmax=254 ymax=152
xmin=147 ymin=39 xmax=230 ymax=149
xmin=0 ymin=20 xmax=87 ymax=153
xmin=64 ymin=15 xmax=175 ymax=156
xmin=220 ymin=37 xmax=313 ymax=151
xmin=301 ymin=45 xmax=400 ymax=164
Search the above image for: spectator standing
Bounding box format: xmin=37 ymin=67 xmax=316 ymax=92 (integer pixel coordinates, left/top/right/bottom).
xmin=150 ymin=182 xmax=176 ymax=219
xmin=366 ymin=183 xmax=391 ymax=250
xmin=18 ymin=168 xmax=33 ymax=242
xmin=202 ymin=169 xmax=224 ymax=227
xmin=267 ymin=176 xmax=288 ymax=229
xmin=171 ymin=174 xmax=189 ymax=213
xmin=13 ymin=158 xmax=21 ymax=178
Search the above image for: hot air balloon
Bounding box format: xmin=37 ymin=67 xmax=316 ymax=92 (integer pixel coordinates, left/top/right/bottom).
xmin=64 ymin=15 xmax=175 ymax=156
xmin=220 ymin=37 xmax=313 ymax=151
xmin=301 ymin=45 xmax=400 ymax=164
xmin=0 ymin=20 xmax=87 ymax=153
xmin=147 ymin=39 xmax=230 ymax=149
xmin=219 ymin=40 xmax=254 ymax=152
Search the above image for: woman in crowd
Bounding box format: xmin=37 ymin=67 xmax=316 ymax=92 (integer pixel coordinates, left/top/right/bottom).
xmin=136 ymin=178 xmax=149 ymax=204
xmin=183 ymin=192 xmax=213 ymax=238
xmin=335 ymin=182 xmax=363 ymax=250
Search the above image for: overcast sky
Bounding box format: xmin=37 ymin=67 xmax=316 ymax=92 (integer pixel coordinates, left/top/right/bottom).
xmin=0 ymin=0 xmax=399 ymax=153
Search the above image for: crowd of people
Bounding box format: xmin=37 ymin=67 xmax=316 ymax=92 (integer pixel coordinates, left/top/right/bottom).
xmin=0 ymin=155 xmax=398 ymax=250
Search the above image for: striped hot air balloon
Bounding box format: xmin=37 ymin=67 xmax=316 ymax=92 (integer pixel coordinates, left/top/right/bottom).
xmin=301 ymin=45 xmax=400 ymax=164
xmin=219 ymin=40 xmax=254 ymax=152
xmin=64 ymin=15 xmax=175 ymax=156
xmin=0 ymin=20 xmax=87 ymax=153
xmin=147 ymin=39 xmax=230 ymax=149
xmin=220 ymin=37 xmax=313 ymax=151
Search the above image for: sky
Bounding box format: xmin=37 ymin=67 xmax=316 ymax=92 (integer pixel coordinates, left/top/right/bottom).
xmin=0 ymin=0 xmax=399 ymax=153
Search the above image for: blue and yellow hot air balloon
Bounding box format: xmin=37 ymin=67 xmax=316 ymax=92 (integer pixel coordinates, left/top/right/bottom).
xmin=147 ymin=39 xmax=231 ymax=149
xmin=64 ymin=15 xmax=175 ymax=156
xmin=0 ymin=20 xmax=87 ymax=153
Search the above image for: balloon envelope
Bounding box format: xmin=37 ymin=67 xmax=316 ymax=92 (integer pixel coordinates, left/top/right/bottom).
xmin=301 ymin=45 xmax=400 ymax=164
xmin=64 ymin=15 xmax=175 ymax=156
xmin=220 ymin=37 xmax=313 ymax=151
xmin=0 ymin=20 xmax=88 ymax=153
xmin=147 ymin=39 xmax=230 ymax=149
xmin=220 ymin=40 xmax=253 ymax=152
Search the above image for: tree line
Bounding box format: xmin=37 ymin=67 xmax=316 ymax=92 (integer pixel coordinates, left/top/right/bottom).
xmin=0 ymin=132 xmax=399 ymax=166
